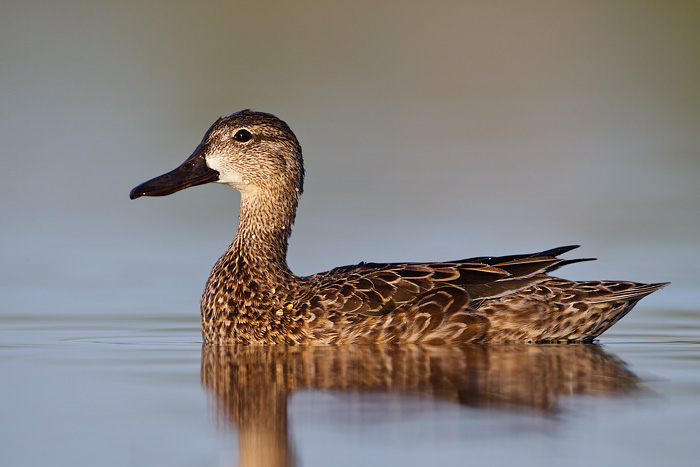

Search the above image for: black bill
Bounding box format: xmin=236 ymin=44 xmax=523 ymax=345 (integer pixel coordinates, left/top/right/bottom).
xmin=130 ymin=151 xmax=219 ymax=199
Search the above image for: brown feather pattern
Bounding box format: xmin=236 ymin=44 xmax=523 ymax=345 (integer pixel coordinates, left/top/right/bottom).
xmin=131 ymin=110 xmax=668 ymax=344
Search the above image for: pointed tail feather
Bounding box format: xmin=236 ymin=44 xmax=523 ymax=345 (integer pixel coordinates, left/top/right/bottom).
xmin=589 ymin=282 xmax=669 ymax=304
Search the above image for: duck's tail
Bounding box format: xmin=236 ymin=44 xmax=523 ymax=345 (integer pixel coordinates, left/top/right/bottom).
xmin=481 ymin=280 xmax=668 ymax=343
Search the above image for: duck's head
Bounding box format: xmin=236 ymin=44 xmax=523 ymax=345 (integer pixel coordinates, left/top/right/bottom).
xmin=130 ymin=110 xmax=304 ymax=200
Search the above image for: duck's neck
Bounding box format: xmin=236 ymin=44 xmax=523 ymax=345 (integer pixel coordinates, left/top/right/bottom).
xmin=201 ymin=187 xmax=301 ymax=343
xmin=229 ymin=188 xmax=299 ymax=278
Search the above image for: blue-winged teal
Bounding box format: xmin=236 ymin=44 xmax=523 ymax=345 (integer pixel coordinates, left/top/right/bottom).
xmin=131 ymin=110 xmax=667 ymax=344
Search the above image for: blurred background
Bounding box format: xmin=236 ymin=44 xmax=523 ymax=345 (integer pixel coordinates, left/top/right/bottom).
xmin=2 ymin=2 xmax=699 ymax=466
xmin=1 ymin=0 xmax=698 ymax=318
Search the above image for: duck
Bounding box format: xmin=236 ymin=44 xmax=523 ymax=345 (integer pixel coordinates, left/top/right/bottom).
xmin=130 ymin=110 xmax=667 ymax=344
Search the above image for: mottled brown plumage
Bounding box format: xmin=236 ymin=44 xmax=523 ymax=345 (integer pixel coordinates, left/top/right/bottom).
xmin=130 ymin=110 xmax=667 ymax=344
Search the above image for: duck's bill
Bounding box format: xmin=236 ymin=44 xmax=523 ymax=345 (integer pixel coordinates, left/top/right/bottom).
xmin=130 ymin=152 xmax=219 ymax=199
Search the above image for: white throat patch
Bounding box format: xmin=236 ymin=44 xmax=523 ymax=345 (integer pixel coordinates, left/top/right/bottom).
xmin=206 ymin=153 xmax=255 ymax=194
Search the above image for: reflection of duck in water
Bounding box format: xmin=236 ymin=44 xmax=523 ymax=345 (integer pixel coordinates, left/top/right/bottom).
xmin=201 ymin=344 xmax=641 ymax=466
xmin=131 ymin=110 xmax=667 ymax=344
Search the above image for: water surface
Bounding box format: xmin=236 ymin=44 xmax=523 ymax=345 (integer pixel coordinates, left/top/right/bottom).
xmin=2 ymin=305 xmax=699 ymax=466
xmin=2 ymin=1 xmax=699 ymax=466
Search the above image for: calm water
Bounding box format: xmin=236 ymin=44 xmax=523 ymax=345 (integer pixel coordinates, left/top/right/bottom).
xmin=2 ymin=1 xmax=699 ymax=466
xmin=2 ymin=304 xmax=699 ymax=466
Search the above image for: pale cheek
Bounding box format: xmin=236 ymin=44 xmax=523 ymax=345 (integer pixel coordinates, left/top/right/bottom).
xmin=207 ymin=155 xmax=253 ymax=192
xmin=215 ymin=167 xmax=245 ymax=186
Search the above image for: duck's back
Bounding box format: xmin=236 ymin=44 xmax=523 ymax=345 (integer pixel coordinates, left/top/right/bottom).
xmin=295 ymin=246 xmax=666 ymax=344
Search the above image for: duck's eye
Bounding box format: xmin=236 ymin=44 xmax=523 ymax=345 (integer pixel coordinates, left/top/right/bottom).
xmin=233 ymin=129 xmax=252 ymax=142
